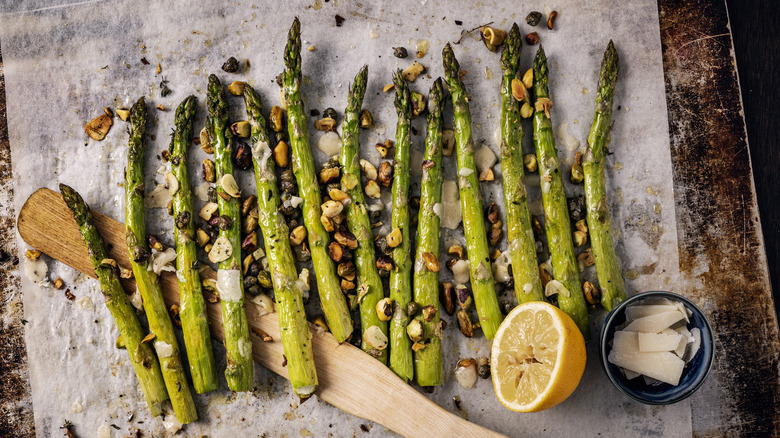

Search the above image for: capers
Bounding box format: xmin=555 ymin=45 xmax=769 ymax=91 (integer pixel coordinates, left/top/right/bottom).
xmin=393 ymin=47 xmax=408 ymax=58
xmin=526 ymin=11 xmax=543 ymax=26
xmin=222 ymin=56 xmax=240 ymax=73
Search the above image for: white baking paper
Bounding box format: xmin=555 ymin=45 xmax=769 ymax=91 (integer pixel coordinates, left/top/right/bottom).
xmin=2 ymin=0 xmax=687 ymax=436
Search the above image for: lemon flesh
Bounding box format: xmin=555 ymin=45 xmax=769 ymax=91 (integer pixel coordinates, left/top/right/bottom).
xmin=491 ymin=302 xmax=586 ymax=413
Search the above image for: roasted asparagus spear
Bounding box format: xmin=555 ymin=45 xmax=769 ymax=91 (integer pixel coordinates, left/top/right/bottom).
xmin=207 ymin=75 xmax=254 ymax=391
xmin=60 ymin=183 xmax=168 ymax=417
xmin=339 ymin=66 xmax=389 ymax=363
xmin=283 ymin=17 xmax=353 ymax=343
xmin=443 ymin=44 xmax=503 ymax=340
xmin=412 ymin=78 xmax=445 ymax=387
xmin=169 ymin=95 xmax=219 ymax=394
xmin=125 ymin=97 xmax=197 ymax=422
xmin=532 ymin=47 xmax=590 ymax=339
xmin=583 ymin=41 xmax=626 ymax=311
xmin=243 ymin=83 xmax=318 ymax=398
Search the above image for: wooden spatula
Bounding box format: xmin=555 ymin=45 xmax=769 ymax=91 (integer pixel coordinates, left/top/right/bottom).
xmin=17 ymin=187 xmax=507 ymax=438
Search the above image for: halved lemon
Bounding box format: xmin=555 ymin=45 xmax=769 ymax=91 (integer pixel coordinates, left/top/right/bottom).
xmin=491 ymin=301 xmax=586 ymax=412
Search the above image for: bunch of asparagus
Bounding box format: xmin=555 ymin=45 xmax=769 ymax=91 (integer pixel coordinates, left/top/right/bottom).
xmin=59 ymin=16 xmax=627 ymax=423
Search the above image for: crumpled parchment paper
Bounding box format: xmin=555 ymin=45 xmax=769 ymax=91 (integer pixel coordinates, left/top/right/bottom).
xmin=2 ymin=0 xmax=688 ymax=436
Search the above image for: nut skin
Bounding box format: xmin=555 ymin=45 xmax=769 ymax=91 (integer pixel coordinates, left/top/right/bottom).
xmin=376 ymin=297 xmax=393 ymax=322
xmin=421 ymin=305 xmax=437 ymax=322
xmin=270 ymin=106 xmax=284 ymax=132
xmin=456 ymin=309 xmax=474 ymax=337
xmin=234 ymin=142 xmax=253 ymax=170
xmin=439 ymin=282 xmax=455 ymax=315
xmin=203 ymin=159 xmax=216 ymax=183
xmin=547 ymin=11 xmax=558 ymax=30
xmin=242 ymin=231 xmax=257 ymax=253
xmin=147 ymin=234 xmax=164 ymax=252
xmin=377 ymin=161 xmax=394 ymax=188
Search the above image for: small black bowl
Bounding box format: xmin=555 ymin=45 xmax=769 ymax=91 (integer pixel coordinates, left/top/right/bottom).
xmin=598 ymin=291 xmax=715 ymax=405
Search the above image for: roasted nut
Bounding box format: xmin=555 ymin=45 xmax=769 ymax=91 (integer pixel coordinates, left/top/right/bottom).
xmin=147 ymin=235 xmax=164 ymax=252
xmin=375 ymin=142 xmax=391 ymax=158
xmin=486 ymin=203 xmax=500 ymax=224
xmin=511 ymin=78 xmax=526 ymax=101
xmin=522 ymin=68 xmax=534 ymax=89
xmin=364 ymin=180 xmax=381 ymax=199
xmin=341 ymin=279 xmax=356 ymax=292
xmin=456 ymin=309 xmax=474 ymax=337
xmin=116 ymin=108 xmax=130 ymax=121
xmin=539 ymin=262 xmax=552 ymax=287
xmin=334 ymin=230 xmax=358 ymax=250
xmin=25 ymin=249 xmax=42 ymax=261
xmin=407 ymin=319 xmax=424 ymax=342
xmin=535 ymin=97 xmax=553 ymax=118
xmin=407 ymin=301 xmax=420 ymax=317
xmin=523 ymin=154 xmax=538 ymax=174
xmin=289 ymin=225 xmax=307 ymax=246
xmin=242 ymin=254 xmax=255 ymax=275
xmin=85 ymin=114 xmax=113 ymax=141
xmin=422 ymin=305 xmax=437 ymax=322
xmin=571 ymin=152 xmax=584 ymax=184
xmin=547 ymin=11 xmax=558 ymax=30
xmin=274 ymin=141 xmax=289 ymax=167
xmin=481 ymin=26 xmax=506 ymax=47
xmin=488 ymin=227 xmax=503 ymax=246
xmin=196 ymin=228 xmax=210 ymax=247
xmin=520 ymin=102 xmax=534 ymax=119
xmin=568 ymin=195 xmax=586 ymax=222
xmin=234 ymin=142 xmax=253 ymax=170
xmin=53 ymin=277 xmax=64 ymax=289
xmin=376 ymin=298 xmax=393 ymax=321
xmin=328 ymin=188 xmax=351 ymax=204
xmin=439 ymin=282 xmax=455 ymax=315
xmin=575 ymin=219 xmax=588 ymax=234
xmin=393 ymin=47 xmax=408 ymax=58
xmin=359 ymin=159 xmax=378 ymax=180
xmin=386 ymin=227 xmax=403 ymax=248
xmin=376 ymin=254 xmax=393 ymax=274
xmin=447 ymin=245 xmax=465 ymax=260
xmin=374 ymin=234 xmax=392 ymax=255
xmin=200 ymin=127 xmax=214 ymax=154
xmin=337 ymin=261 xmax=356 ymax=281
xmin=231 ymin=121 xmax=250 ymax=138
xmin=314 ymin=117 xmax=337 ymax=132
xmin=359 ymin=109 xmax=373 ymax=128
xmin=525 ymin=32 xmax=540 ymax=45
xmin=243 ymin=215 xmax=258 ymax=234
xmin=321 ymin=200 xmax=344 ymax=218
xmin=576 ymin=249 xmax=594 ymax=273
xmin=200 ymin=159 xmax=216 ymax=183
xmin=256 ymin=270 xmax=273 ymax=289
xmin=402 ymin=62 xmax=426 ymax=82
xmin=295 ymin=242 xmax=312 ymax=263
xmin=241 ymin=195 xmax=257 ymax=216
xmin=583 ymin=281 xmax=600 ymax=306
xmin=228 ymin=81 xmax=246 ymax=96
xmin=377 ymin=161 xmax=394 ymax=187
xmin=222 ymin=56 xmax=239 ymax=73
xmin=312 ymin=315 xmax=329 ymax=332
xmin=319 ymin=166 xmax=340 ymax=184
xmin=423 ymin=252 xmax=440 ymax=272
xmin=270 ymin=106 xmax=284 ymax=132
xmin=322 ymin=107 xmax=337 ymax=120
xmin=328 ymin=242 xmax=348 ymax=263
xmin=411 ymin=91 xmax=427 ymax=118
xmin=491 ymin=248 xmax=502 ymax=261
xmin=320 ymin=214 xmax=335 ymax=232
xmin=332 ymin=211 xmax=347 ymax=225
xmin=456 ymin=284 xmax=473 ymax=310
xmin=573 ymin=230 xmax=588 ymax=247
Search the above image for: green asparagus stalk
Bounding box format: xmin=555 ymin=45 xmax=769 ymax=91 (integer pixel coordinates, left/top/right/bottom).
xmin=583 ymin=41 xmax=626 ymax=312
xmin=124 ymin=97 xmax=197 ymax=423
xmin=283 ymin=18 xmax=353 ymax=343
xmin=532 ymin=47 xmax=590 ymax=339
xmin=388 ymin=70 xmax=414 ymax=381
xmin=338 ymin=66 xmax=388 ymax=363
xmin=207 ymin=75 xmax=254 ymax=391
xmin=60 ymin=184 xmax=168 ymax=417
xmin=168 ymin=95 xmax=219 ymax=394
xmin=500 ymin=24 xmax=544 ymax=304
xmin=412 ymin=78 xmax=445 ymax=387
xmin=243 ymin=84 xmax=318 ymax=397
xmin=442 ymin=44 xmax=503 ymax=340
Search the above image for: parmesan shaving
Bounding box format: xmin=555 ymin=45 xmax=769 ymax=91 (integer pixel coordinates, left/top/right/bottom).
xmin=217 ymin=269 xmax=243 ymax=302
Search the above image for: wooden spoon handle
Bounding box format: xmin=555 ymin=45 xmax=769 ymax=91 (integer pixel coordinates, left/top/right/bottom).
xmin=17 ymin=187 xmax=507 ymax=438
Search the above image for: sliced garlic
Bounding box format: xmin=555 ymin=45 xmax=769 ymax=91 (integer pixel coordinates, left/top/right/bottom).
xmin=363 ymin=325 xmax=389 ymax=350
xmin=317 ymin=131 xmax=341 ymax=155
xmin=544 ymin=279 xmax=570 ymax=298
xmin=220 ymin=174 xmax=241 ymax=198
xmin=209 ymin=235 xmax=233 ymax=263
xmin=165 ymin=172 xmax=179 ymax=196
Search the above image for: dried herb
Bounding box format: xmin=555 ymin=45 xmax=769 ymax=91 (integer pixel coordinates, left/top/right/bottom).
xmin=159 ymin=77 xmax=172 ymax=97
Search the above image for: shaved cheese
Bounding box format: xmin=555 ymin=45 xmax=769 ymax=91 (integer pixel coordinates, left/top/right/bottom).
xmin=440 ymin=180 xmax=461 ymax=230
xmin=149 ymin=247 xmax=176 ymax=275
xmin=623 ymin=311 xmax=685 ymax=333
xmin=155 ymin=341 xmax=174 ymax=358
xmin=608 ymin=331 xmax=685 ymax=386
xmin=638 ymin=331 xmax=683 ymax=352
xmin=458 ymin=167 xmax=474 ymax=177
xmin=474 ymin=143 xmax=497 ymax=172
xmin=217 ymin=269 xmax=242 ymax=302
xmin=625 ymin=304 xmax=679 ymax=322
xmin=684 ymin=328 xmax=701 ymax=363
xmin=25 ymin=258 xmax=48 ymax=283
xmin=144 ymin=182 xmax=171 ymax=209
xmin=290 ymin=196 xmax=304 ymax=208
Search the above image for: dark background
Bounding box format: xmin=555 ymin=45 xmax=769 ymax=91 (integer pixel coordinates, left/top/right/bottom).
xmin=726 ymin=1 xmax=779 ymax=320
